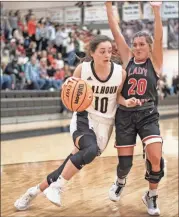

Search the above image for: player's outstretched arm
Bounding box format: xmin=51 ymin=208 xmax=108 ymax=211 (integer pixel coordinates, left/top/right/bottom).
xmin=150 ymin=2 xmax=163 ymax=75
xmin=105 ymin=2 xmax=132 ymax=68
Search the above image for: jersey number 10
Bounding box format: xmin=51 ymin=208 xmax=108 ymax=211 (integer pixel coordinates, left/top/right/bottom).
xmin=94 ymin=97 xmax=108 ymax=113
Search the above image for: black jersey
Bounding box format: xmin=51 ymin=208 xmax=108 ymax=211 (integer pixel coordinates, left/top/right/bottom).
xmin=121 ymin=57 xmax=159 ymax=105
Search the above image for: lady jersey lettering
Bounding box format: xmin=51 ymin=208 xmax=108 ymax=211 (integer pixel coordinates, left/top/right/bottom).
xmin=121 ymin=58 xmax=159 ymax=103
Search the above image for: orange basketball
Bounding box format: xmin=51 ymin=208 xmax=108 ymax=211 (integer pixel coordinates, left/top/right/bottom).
xmin=61 ymin=80 xmax=93 ymax=112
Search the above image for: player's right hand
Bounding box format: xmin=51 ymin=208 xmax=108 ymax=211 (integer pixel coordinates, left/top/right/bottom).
xmin=125 ymin=97 xmax=142 ymax=107
xmin=105 ymin=1 xmax=112 ymax=6
xmin=63 ymin=77 xmax=80 ymax=86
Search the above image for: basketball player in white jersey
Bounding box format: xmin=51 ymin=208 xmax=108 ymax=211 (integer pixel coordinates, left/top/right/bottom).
xmin=14 ymin=35 xmax=140 ymax=210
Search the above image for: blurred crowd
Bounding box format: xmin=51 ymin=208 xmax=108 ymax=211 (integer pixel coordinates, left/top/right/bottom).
xmin=1 ymin=7 xmax=179 ymax=99
xmin=1 ymin=9 xmax=99 ymax=90
xmin=157 ymin=74 xmax=179 ymax=100
xmin=168 ymin=18 xmax=179 ymax=49
xmin=120 ymin=19 xmax=154 ymax=46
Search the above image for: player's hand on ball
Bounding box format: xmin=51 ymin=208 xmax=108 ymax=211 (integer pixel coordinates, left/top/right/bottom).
xmin=63 ymin=77 xmax=80 ymax=86
xmin=126 ymin=97 xmax=142 ymax=107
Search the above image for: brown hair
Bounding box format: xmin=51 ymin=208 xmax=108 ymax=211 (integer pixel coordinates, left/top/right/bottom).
xmin=78 ymin=35 xmax=113 ymax=62
xmin=132 ymin=31 xmax=153 ymax=51
xmin=89 ymin=35 xmax=113 ymax=53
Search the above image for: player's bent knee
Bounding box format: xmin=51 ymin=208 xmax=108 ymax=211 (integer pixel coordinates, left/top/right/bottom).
xmin=117 ymin=156 xmax=133 ymax=179
xmin=149 ymin=155 xmax=161 ymax=166
xmin=70 ymin=151 xmax=84 ymax=170
xmin=82 ymin=144 xmax=98 ymax=164
xmin=70 ymin=135 xmax=98 ymax=169
xmin=145 ymin=157 xmax=164 ymax=183
xmin=79 ymin=135 xmax=98 ymax=164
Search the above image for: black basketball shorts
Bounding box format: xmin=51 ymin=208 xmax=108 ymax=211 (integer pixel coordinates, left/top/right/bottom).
xmin=115 ymin=106 xmax=162 ymax=148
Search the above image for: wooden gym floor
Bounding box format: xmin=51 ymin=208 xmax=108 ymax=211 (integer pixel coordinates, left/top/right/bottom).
xmin=1 ymin=118 xmax=178 ymax=217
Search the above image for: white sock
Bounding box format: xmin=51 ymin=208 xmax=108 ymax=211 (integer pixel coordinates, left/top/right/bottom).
xmin=149 ymin=189 xmax=157 ymax=197
xmin=57 ymin=175 xmax=68 ymax=188
xmin=117 ymin=178 xmax=126 ymax=185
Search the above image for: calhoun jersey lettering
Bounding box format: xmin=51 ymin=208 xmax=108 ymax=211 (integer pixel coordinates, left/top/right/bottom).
xmin=121 ymin=57 xmax=159 ymax=104
xmin=81 ymin=61 xmax=122 ymax=119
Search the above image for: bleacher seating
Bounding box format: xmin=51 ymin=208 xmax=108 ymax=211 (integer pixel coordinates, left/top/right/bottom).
xmin=1 ymin=90 xmax=63 ymax=117
xmin=1 ymin=90 xmax=178 ymax=118
xmin=158 ymin=95 xmax=178 ymax=106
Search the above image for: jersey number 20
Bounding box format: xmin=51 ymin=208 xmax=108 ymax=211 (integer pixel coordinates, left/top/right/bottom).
xmin=94 ymin=97 xmax=108 ymax=113
xmin=128 ymin=78 xmax=147 ymax=96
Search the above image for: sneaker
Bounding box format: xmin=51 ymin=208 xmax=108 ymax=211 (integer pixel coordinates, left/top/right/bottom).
xmin=108 ymin=177 xmax=126 ymax=202
xmin=44 ymin=181 xmax=63 ymax=207
xmin=142 ymin=191 xmax=160 ymax=216
xmin=14 ymin=185 xmax=40 ymax=210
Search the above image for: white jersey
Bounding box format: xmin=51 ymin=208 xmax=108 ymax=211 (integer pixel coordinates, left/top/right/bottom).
xmin=81 ymin=61 xmax=123 ymax=120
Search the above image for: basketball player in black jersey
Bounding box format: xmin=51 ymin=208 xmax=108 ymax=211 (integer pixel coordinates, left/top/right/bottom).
xmin=106 ymin=2 xmax=164 ymax=216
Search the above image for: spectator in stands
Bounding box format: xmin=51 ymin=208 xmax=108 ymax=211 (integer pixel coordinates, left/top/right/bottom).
xmin=35 ymin=22 xmax=42 ymax=51
xmin=26 ymin=41 xmax=37 ymax=58
xmin=51 ymin=76 xmax=63 ymax=90
xmin=25 ymin=9 xmax=33 ymax=23
xmin=17 ymin=57 xmax=27 ymax=89
xmin=9 ymin=38 xmax=17 ymax=57
xmin=60 ymin=27 xmax=69 ymax=57
xmin=54 ymin=65 xmax=65 ymax=82
xmin=8 ymin=10 xmax=18 ymax=32
xmin=1 ymin=10 xmax=12 ymax=41
xmin=75 ymin=34 xmax=85 ymax=59
xmin=168 ymin=19 xmax=179 ymax=49
xmin=66 ymin=32 xmax=75 ymax=66
xmin=39 ymin=58 xmax=63 ymax=90
xmin=47 ymin=22 xmax=56 ymax=47
xmin=25 ymin=56 xmax=45 ymax=90
xmin=13 ymin=26 xmax=24 ymax=44
xmin=16 ymin=41 xmax=26 ymax=56
xmin=39 ymin=20 xmax=49 ymax=51
xmin=22 ymin=25 xmax=31 ymax=49
xmin=64 ymin=63 xmax=73 ymax=79
xmin=1 ymin=70 xmax=12 ymax=90
xmin=172 ymin=75 xmax=179 ymax=94
xmin=38 ymin=57 xmax=51 ymax=89
xmin=56 ymin=52 xmax=64 ymax=70
xmin=1 ymin=48 xmax=10 ymax=66
xmin=55 ymin=24 xmax=63 ymax=54
xmin=3 ymin=56 xmax=26 ymax=90
xmin=27 ymin=15 xmax=36 ymax=42
xmin=1 ymin=62 xmax=12 ymax=90
xmin=17 ymin=13 xmax=25 ymax=33
xmin=54 ymin=62 xmax=72 ymax=82
xmin=4 ymin=57 xmax=20 ymax=89
xmin=157 ymin=79 xmax=165 ymax=100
